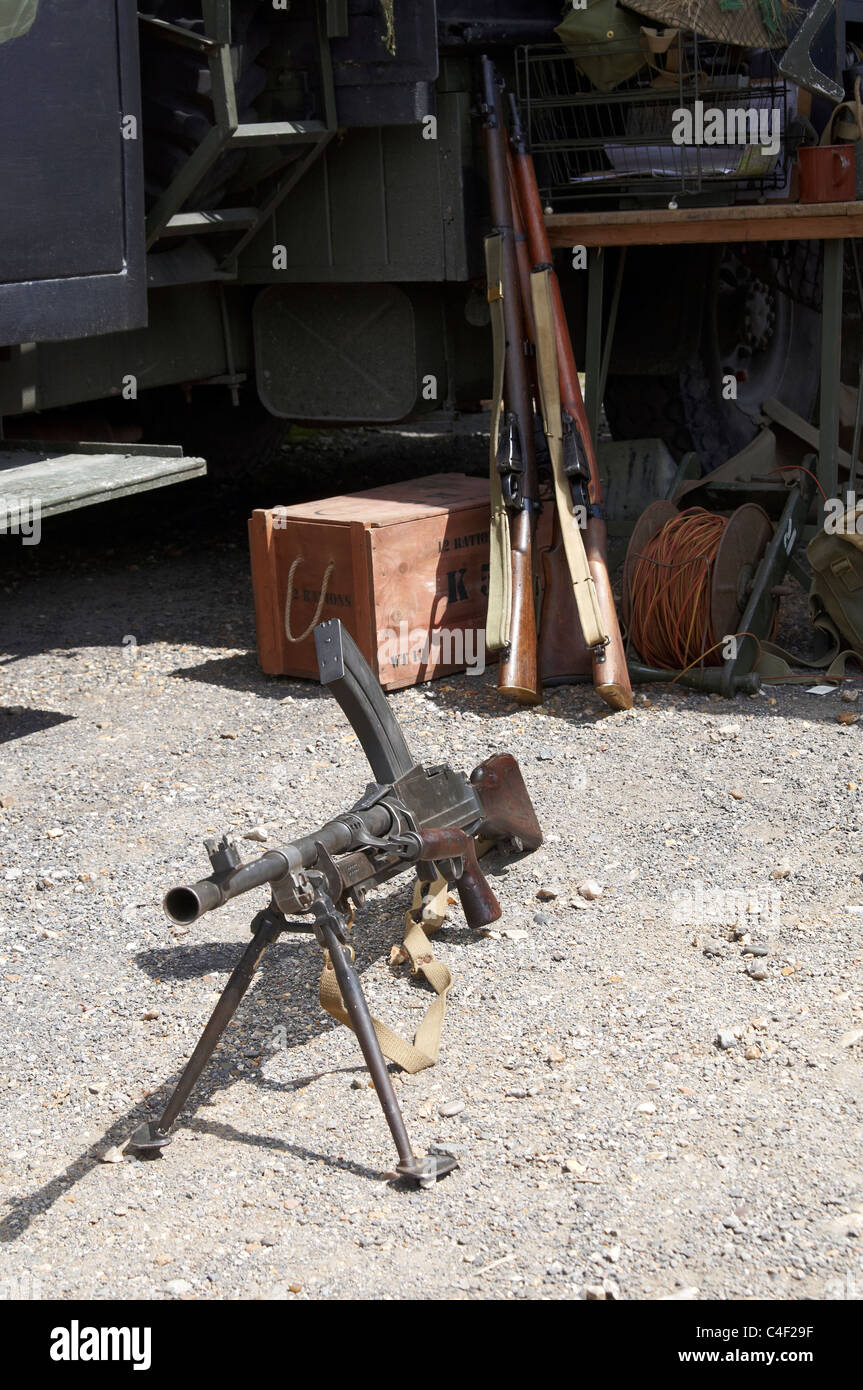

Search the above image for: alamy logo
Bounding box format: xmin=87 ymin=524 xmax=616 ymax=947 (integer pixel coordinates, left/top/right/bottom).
xmin=50 ymin=1321 xmax=151 ymax=1371
xmin=377 ymin=622 xmax=485 ymax=676
xmin=823 ymin=493 xmax=863 ymax=534
xmin=671 ymin=101 xmax=781 ymax=158
xmin=671 ymin=880 xmax=780 ymax=929
xmin=0 ymin=495 xmax=41 ymax=545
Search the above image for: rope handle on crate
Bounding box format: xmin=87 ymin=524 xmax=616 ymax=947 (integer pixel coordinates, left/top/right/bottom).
xmin=284 ymin=555 xmax=336 ymax=643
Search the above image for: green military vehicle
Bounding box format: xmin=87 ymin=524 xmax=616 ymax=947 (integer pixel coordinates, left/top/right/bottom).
xmin=0 ymin=1 xmax=843 ymax=524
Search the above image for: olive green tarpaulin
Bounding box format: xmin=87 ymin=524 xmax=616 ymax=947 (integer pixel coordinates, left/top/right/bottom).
xmin=620 ymin=0 xmax=794 ymax=49
xmin=0 ymin=0 xmax=38 ymax=47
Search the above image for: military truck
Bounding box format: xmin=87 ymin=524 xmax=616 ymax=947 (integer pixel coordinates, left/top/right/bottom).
xmin=0 ymin=1 xmax=846 ymax=521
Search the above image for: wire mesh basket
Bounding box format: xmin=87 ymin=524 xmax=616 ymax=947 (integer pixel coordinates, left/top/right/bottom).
xmin=515 ymin=34 xmax=794 ymax=208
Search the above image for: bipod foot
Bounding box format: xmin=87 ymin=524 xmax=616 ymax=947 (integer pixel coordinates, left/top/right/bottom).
xmin=129 ymin=1121 xmax=172 ymax=1153
xmin=396 ymin=1152 xmax=459 ymax=1189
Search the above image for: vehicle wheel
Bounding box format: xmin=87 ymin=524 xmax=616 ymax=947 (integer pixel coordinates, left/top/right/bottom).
xmin=604 ymin=241 xmax=822 ymax=472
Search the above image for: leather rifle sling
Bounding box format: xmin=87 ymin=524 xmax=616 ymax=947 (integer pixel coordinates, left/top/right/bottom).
xmin=530 ymin=266 xmax=607 ymax=652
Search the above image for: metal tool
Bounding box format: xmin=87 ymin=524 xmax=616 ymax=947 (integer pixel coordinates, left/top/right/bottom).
xmin=779 ymin=0 xmax=844 ymax=104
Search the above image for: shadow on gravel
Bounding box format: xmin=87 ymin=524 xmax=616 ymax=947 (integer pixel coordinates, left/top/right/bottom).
xmin=0 ymin=1064 xmax=388 ymax=1246
xmin=167 ymin=654 xmax=318 ymax=701
xmin=0 ymin=707 xmax=75 ymax=743
xmin=185 ymin=1117 xmax=384 ymax=1183
xmin=0 ymin=901 xmax=478 ymax=1243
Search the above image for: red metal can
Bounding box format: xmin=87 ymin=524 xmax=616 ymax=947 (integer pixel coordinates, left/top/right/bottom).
xmin=798 ymin=144 xmax=856 ymax=203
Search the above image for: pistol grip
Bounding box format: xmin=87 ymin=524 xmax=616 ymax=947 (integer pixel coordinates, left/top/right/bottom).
xmin=420 ymin=828 xmax=502 ymax=929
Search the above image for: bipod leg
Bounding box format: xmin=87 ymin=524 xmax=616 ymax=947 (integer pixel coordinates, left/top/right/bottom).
xmin=315 ymin=911 xmax=457 ymax=1189
xmin=129 ymin=907 xmax=285 ymax=1152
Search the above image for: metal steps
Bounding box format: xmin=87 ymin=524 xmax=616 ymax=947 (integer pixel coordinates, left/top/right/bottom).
xmin=143 ymin=1 xmax=338 ymax=265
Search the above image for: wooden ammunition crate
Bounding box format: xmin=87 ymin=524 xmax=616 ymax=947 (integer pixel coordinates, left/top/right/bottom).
xmin=248 ymin=473 xmax=492 ymax=689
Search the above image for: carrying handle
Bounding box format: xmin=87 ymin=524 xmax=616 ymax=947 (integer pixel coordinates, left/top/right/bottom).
xmin=419 ymin=827 xmax=502 ymax=929
xmin=284 ymin=556 xmax=335 ymax=643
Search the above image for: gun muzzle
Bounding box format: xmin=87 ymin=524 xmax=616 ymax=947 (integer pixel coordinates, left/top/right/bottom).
xmin=164 ymin=880 xmax=223 ymax=925
xmin=162 ymin=849 xmax=294 ymax=926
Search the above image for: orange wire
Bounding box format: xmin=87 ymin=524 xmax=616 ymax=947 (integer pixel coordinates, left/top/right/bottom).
xmin=629 ymin=508 xmax=727 ymax=670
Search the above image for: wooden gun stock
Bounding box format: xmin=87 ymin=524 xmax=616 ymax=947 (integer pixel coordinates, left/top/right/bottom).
xmin=498 ymin=522 xmax=540 ymax=703
xmin=509 ymin=123 xmax=633 ymax=711
xmin=481 ymin=56 xmax=542 ymax=707
xmin=506 ymin=153 xmax=591 ymax=688
xmin=470 ymin=752 xmax=544 ymax=852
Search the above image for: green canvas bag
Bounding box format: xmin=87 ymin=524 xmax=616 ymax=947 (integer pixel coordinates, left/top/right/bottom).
xmin=807 ymin=500 xmax=863 ymax=661
xmin=555 ymin=0 xmax=650 ymax=92
xmin=756 ymin=500 xmax=863 ymax=683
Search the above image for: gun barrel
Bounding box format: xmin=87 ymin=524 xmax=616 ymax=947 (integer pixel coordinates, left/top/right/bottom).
xmin=163 ymin=804 xmax=393 ymax=925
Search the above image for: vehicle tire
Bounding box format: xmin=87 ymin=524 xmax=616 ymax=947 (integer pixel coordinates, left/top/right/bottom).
xmin=604 ymin=240 xmax=823 ymax=472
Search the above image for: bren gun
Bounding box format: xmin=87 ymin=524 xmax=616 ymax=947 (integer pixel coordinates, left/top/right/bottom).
xmin=130 ymin=619 xmax=543 ymax=1187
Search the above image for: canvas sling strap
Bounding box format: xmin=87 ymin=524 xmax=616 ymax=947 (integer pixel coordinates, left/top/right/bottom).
xmin=484 ymin=232 xmax=512 ymax=653
xmin=755 ymin=502 xmax=863 ymax=683
xmin=319 ymin=873 xmax=452 ymax=1074
xmin=530 ymin=266 xmax=607 ymax=652
xmin=755 ymin=605 xmax=861 ymax=683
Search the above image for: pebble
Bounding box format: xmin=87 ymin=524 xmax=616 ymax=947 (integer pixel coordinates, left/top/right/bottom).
xmin=503 ymin=928 xmax=530 ymax=941
xmin=243 ymin=826 xmax=271 ymax=842
xmin=703 ymin=939 xmax=726 ymax=957
xmin=744 ymin=1044 xmax=762 ymax=1061
xmin=743 ymin=943 xmax=769 ymax=957
xmin=98 ymin=1147 xmax=125 ymax=1164
xmin=839 ymin=1028 xmax=863 ymax=1048
xmin=716 ymin=1030 xmax=736 ymax=1050
xmin=165 ymin=1279 xmax=194 ymax=1296
xmin=536 ymin=888 xmax=557 ymax=901
xmin=438 ymin=1100 xmax=465 ymax=1118
xmin=636 ymin=1102 xmax=656 ymax=1115
xmin=577 ymin=880 xmax=603 ymax=901
xmin=747 ymin=963 xmax=769 ymax=981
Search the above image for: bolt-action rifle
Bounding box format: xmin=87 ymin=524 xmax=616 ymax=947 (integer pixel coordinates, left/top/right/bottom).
xmin=479 ymin=54 xmax=542 ymax=705
xmin=508 ymin=95 xmax=633 ymax=711
xmin=130 ymin=619 xmax=542 ymax=1187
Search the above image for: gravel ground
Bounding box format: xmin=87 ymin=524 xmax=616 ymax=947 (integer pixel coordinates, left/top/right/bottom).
xmin=1 ymin=424 xmax=862 ymax=1303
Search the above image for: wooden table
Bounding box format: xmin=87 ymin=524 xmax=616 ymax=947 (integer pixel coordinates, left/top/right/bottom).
xmin=545 ymin=199 xmax=863 ymax=248
xmin=543 ymin=200 xmax=859 ymax=498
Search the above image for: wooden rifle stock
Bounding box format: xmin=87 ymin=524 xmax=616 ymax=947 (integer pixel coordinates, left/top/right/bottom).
xmin=507 ymin=152 xmax=592 ymax=687
xmin=509 ymin=112 xmax=633 ymax=711
xmin=481 ymin=57 xmax=541 ymax=706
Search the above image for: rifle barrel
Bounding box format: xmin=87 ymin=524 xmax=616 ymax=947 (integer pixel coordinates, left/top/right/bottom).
xmin=163 ymin=804 xmax=392 ymax=925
